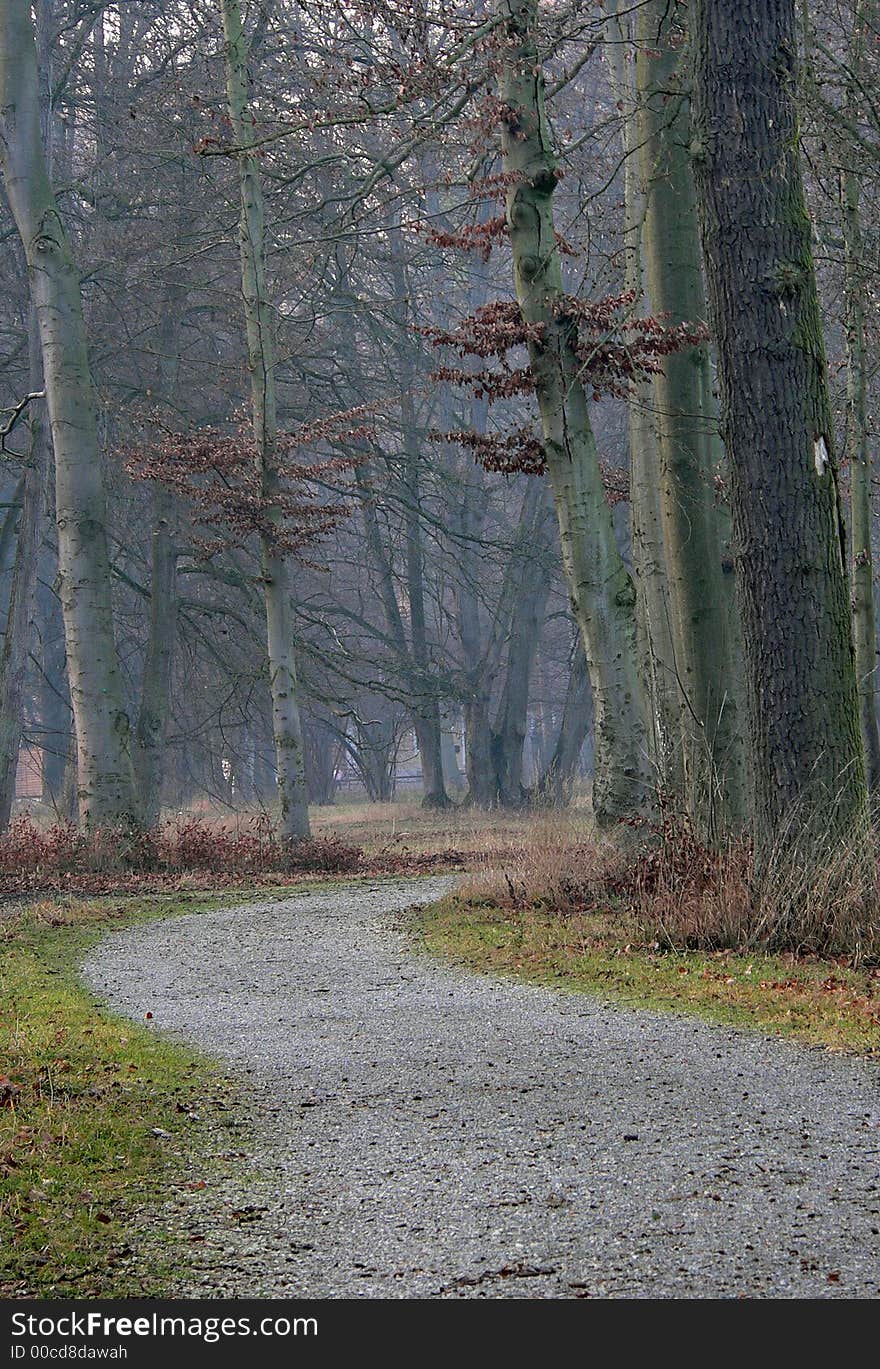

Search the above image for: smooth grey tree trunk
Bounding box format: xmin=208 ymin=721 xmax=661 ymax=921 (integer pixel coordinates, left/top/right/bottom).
xmin=490 ymin=497 xmax=554 ymax=807
xmin=37 ymin=583 xmax=73 ymax=815
xmin=636 ymin=0 xmax=745 ymax=834
xmin=604 ymin=0 xmax=683 ymax=802
xmin=221 ymin=0 xmax=310 ymax=843
xmin=499 ymin=0 xmax=653 ymax=827
xmin=843 ymin=167 xmax=880 ymax=792
xmin=133 ymin=487 xmax=178 ymax=825
xmin=389 ymin=233 xmax=449 ymax=808
xmin=132 ymin=246 xmax=186 ymax=824
xmin=401 ymin=398 xmax=448 ymax=809
xmin=0 ymin=0 xmax=135 ymax=825
xmin=840 ymin=13 xmax=880 ymax=792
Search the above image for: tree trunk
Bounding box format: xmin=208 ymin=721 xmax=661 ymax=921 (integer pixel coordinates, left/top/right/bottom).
xmin=464 ymin=695 xmax=494 ymax=806
xmin=440 ymin=719 xmax=465 ymax=793
xmin=221 ymin=0 xmax=310 ymax=843
xmin=302 ymin=717 xmax=340 ymax=805
xmin=348 ymin=705 xmax=398 ymax=801
xmin=456 ymin=475 xmax=550 ymax=808
xmin=0 ymin=0 xmax=134 ymax=826
xmin=38 ymin=585 xmax=73 ymax=815
xmin=391 ymin=238 xmax=449 ymax=810
xmin=0 ymin=477 xmax=25 ymax=578
xmin=453 ymin=467 xmax=494 ymax=805
xmin=353 ymin=461 xmax=448 ymax=806
xmin=133 ymin=488 xmax=177 ymax=825
xmin=840 ymin=17 xmax=880 ymax=792
xmin=490 ymin=499 xmax=553 ymax=807
xmin=637 ymin=0 xmax=745 ymax=834
xmin=605 ymin=0 xmax=683 ymax=800
xmin=132 ymin=244 xmax=187 ymax=825
xmin=691 ymin=0 xmax=867 ymax=852
xmin=0 ymin=311 xmax=49 ymax=827
xmin=536 ymin=635 xmax=593 ymax=805
xmin=349 ymin=439 xmax=448 ymax=809
xmin=499 ymin=0 xmax=653 ymax=827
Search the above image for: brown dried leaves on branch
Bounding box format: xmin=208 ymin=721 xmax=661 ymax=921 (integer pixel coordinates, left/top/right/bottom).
xmin=431 ymin=426 xmax=546 ymax=475
xmin=425 ymin=292 xmax=709 ymax=478
xmin=122 ymin=408 xmax=372 ymax=559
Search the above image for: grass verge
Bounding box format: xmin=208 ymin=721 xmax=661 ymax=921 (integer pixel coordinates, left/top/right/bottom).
xmin=1 ymin=887 xmax=294 ymax=1298
xmin=415 ymin=895 xmax=880 ymax=1055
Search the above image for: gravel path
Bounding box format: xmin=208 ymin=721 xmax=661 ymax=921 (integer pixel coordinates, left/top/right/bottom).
xmin=81 ymin=876 xmax=880 ymax=1298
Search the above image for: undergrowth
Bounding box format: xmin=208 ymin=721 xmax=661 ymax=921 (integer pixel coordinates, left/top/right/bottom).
xmin=466 ymin=809 xmax=880 ymax=962
xmin=0 ymin=814 xmax=468 ymax=896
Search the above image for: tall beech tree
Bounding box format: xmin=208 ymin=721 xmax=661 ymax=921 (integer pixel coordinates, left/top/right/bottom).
xmin=691 ymin=0 xmax=867 ymax=851
xmin=637 ymin=0 xmax=745 ymax=834
xmin=0 ymin=314 xmax=49 ymax=828
xmin=497 ymin=0 xmax=653 ymax=827
xmin=837 ymin=11 xmax=880 ymax=791
xmin=220 ymin=0 xmax=310 ymax=842
xmin=604 ymin=0 xmax=683 ymax=800
xmin=0 ymin=0 xmax=135 ymax=825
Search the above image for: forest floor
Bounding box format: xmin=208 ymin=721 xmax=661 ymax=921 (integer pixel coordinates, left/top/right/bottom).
xmin=72 ymin=875 xmax=879 ymax=1298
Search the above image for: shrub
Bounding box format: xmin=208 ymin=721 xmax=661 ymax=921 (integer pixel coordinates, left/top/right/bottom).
xmin=0 ymin=815 xmax=362 ymax=881
xmin=459 ymin=807 xmax=880 ymax=963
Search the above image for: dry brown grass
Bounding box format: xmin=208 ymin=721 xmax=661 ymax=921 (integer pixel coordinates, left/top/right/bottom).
xmin=309 ymin=797 xmax=590 ymax=858
xmin=456 ymin=807 xmax=880 ymax=964
xmin=457 ymin=810 xmax=615 ymax=912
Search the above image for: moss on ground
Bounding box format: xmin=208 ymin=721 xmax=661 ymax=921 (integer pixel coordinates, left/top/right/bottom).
xmin=0 ymin=887 xmax=305 ymax=1297
xmin=415 ymin=896 xmax=880 ymax=1056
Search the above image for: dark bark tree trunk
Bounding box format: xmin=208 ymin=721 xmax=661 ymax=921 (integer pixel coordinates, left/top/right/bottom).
xmin=463 ymin=696 xmax=494 ymax=806
xmin=347 ymin=705 xmax=398 ymax=802
xmin=691 ymin=0 xmax=867 ymax=852
xmin=302 ymin=717 xmax=340 ymax=806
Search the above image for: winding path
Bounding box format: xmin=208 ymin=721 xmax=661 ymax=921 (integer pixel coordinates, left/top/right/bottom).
xmin=82 ymin=877 xmax=879 ymax=1298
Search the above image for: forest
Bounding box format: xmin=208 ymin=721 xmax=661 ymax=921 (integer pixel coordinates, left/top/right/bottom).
xmin=1 ymin=0 xmax=879 ymax=1309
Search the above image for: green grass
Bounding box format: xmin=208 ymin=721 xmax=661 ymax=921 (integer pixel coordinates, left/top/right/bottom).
xmin=415 ymin=896 xmax=880 ymax=1055
xmin=0 ymin=886 xmax=315 ymax=1298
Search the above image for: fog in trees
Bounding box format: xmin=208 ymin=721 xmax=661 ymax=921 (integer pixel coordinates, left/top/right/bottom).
xmin=1 ymin=0 xmax=878 ymax=949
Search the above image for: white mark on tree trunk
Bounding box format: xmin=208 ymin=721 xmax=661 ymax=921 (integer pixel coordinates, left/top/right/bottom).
xmin=814 ymin=435 xmax=829 ymax=476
